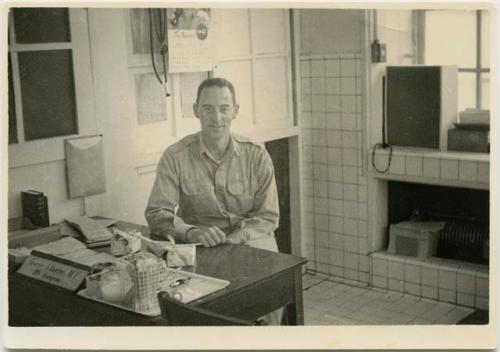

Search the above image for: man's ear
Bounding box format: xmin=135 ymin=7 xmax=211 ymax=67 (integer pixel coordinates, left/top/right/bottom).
xmin=233 ymin=104 xmax=240 ymax=118
xmin=193 ymin=103 xmax=199 ymax=119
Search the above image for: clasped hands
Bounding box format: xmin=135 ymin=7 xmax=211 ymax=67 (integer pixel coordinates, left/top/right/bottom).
xmin=186 ymin=226 xmax=245 ymax=247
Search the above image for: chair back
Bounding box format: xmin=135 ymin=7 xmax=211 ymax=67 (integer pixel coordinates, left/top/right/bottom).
xmin=157 ymin=291 xmax=254 ymax=326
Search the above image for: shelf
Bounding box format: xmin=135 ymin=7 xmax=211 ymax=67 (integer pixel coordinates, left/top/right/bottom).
xmin=368 ymin=147 xmax=489 ymax=190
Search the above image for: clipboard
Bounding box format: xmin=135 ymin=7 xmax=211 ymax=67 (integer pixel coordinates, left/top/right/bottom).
xmin=159 ymin=268 xmax=230 ymax=304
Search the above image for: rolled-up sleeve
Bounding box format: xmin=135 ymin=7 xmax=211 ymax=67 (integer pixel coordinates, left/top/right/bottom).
xmin=145 ymin=151 xmax=197 ymax=242
xmin=234 ymin=149 xmax=280 ymax=242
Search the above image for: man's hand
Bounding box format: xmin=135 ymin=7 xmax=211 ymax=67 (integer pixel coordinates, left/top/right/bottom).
xmin=224 ymin=230 xmax=249 ymax=245
xmin=186 ymin=226 xmax=226 ymax=247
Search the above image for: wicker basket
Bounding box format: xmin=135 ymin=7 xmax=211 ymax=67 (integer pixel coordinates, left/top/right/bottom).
xmin=121 ymin=252 xmax=168 ymax=315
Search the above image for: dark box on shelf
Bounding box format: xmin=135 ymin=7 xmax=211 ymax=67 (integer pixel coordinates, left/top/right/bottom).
xmin=448 ymin=128 xmax=489 ymax=153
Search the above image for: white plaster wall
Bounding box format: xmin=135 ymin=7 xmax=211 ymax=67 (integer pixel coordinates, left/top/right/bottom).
xmin=88 ymin=9 xmax=155 ymax=225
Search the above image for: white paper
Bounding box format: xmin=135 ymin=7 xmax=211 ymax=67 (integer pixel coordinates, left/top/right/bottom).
xmin=168 ymin=9 xmax=213 ymax=73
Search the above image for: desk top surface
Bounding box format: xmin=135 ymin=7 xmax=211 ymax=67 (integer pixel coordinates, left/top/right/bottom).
xmin=192 ymin=243 xmax=306 ymax=304
xmin=120 ymin=220 xmax=307 ymax=302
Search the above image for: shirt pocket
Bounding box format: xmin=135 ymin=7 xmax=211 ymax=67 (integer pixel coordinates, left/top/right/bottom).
xmin=227 ymin=177 xmax=254 ymax=213
xmin=227 ymin=181 xmax=245 ymax=195
xmin=180 ymin=178 xmax=216 ymax=216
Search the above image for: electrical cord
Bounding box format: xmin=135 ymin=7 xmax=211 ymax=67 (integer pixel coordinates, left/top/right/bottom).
xmin=149 ymin=8 xmax=170 ymax=97
xmin=149 ymin=10 xmax=162 ymax=84
xmin=371 ymin=74 xmax=393 ymax=173
xmin=372 ymin=143 xmax=392 ymax=173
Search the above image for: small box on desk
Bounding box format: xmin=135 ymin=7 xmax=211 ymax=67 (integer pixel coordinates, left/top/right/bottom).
xmin=21 ymin=190 xmax=49 ymax=227
xmin=388 ymin=221 xmax=445 ymax=258
xmin=448 ymin=128 xmax=489 ymax=153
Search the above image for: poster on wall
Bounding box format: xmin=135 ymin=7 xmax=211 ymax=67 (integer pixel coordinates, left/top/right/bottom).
xmin=167 ymin=8 xmax=213 ymax=73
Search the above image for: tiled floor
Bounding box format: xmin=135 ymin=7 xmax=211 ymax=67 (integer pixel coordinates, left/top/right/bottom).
xmin=303 ymin=272 xmax=474 ymax=325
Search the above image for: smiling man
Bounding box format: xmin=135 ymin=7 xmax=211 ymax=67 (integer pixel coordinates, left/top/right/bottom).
xmin=145 ymin=78 xmax=281 ymax=324
xmin=145 ymin=77 xmax=280 ymax=252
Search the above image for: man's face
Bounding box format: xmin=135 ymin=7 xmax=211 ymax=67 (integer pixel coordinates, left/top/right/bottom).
xmin=194 ymin=86 xmax=239 ymax=143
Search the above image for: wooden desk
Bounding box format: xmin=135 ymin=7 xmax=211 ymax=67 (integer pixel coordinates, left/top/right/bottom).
xmin=9 ymin=225 xmax=307 ymax=326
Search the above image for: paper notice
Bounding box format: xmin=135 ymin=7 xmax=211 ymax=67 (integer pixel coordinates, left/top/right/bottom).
xmin=168 ymin=9 xmax=213 ymax=73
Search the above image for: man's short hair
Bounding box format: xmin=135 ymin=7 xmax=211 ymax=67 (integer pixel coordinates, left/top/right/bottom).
xmin=196 ymin=77 xmax=237 ymax=105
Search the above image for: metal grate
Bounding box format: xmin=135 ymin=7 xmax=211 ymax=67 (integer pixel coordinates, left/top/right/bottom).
xmin=437 ymin=221 xmax=489 ymax=264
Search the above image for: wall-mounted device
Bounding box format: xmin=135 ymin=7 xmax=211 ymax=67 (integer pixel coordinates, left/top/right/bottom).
xmin=371 ymin=39 xmax=386 ymax=63
xmin=386 ymin=65 xmax=458 ymax=150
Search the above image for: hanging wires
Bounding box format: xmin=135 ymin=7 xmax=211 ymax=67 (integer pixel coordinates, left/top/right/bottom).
xmin=371 ymin=75 xmax=393 ymax=173
xmin=149 ymin=8 xmax=170 ymax=97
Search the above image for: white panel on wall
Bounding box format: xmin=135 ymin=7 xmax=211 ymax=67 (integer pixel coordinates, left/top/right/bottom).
xmin=214 ymin=60 xmax=254 ymax=131
xmin=254 ymin=56 xmax=289 ymax=122
xmin=214 ymin=9 xmax=251 ymax=58
xmin=250 ymin=9 xmax=286 ymax=54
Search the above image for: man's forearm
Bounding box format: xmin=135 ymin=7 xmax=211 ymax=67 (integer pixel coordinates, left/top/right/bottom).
xmin=146 ymin=207 xmax=198 ymax=242
xmin=227 ymin=214 xmax=278 ymax=244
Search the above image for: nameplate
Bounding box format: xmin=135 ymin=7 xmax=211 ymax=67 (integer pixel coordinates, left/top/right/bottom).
xmin=17 ymin=254 xmax=88 ymax=291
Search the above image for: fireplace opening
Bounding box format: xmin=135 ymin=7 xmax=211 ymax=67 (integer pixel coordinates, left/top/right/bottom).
xmin=387 ymin=181 xmax=489 ymax=265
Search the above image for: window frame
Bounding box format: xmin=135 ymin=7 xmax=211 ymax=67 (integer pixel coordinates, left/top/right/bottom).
xmin=420 ymin=9 xmax=490 ymax=110
xmin=8 ymin=8 xmax=96 ymax=169
xmin=212 ymin=8 xmax=294 ymax=137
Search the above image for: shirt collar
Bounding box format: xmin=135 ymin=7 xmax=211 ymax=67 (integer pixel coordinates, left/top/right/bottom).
xmin=231 ymin=134 xmax=241 ymax=157
xmin=198 ymin=132 xmax=240 ymax=158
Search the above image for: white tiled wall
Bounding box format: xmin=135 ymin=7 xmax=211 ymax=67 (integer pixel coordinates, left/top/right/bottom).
xmin=300 ymin=54 xmax=489 ymax=311
xmin=371 ymin=251 xmax=489 ymax=309
xmin=301 ymin=53 xmax=369 ymax=284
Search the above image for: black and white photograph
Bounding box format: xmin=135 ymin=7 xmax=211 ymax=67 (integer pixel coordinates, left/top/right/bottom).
xmin=2 ymin=2 xmax=498 ymax=350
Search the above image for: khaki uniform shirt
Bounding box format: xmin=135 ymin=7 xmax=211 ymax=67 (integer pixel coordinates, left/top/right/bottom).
xmin=145 ymin=132 xmax=279 ymax=251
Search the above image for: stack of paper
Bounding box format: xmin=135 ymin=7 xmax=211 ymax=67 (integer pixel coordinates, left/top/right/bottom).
xmin=32 ymin=237 xmax=124 ymax=270
xmin=32 ymin=237 xmax=87 ymax=256
xmin=65 ymin=216 xmax=113 ymax=247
